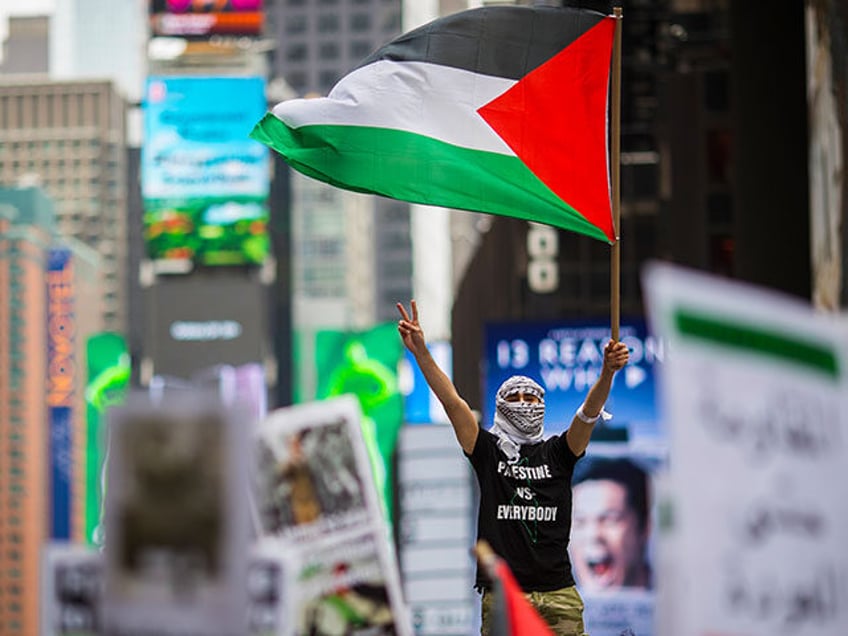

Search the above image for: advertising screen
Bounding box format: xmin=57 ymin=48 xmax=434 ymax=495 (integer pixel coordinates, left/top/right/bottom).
xmin=313 ymin=324 xmax=404 ymax=524
xmin=571 ymin=447 xmax=664 ymax=636
xmin=147 ymin=274 xmax=267 ymax=379
xmin=149 ymin=0 xmax=264 ymax=38
xmin=142 ymin=76 xmax=269 ymax=267
xmin=484 ymin=318 xmax=664 ymax=441
xmin=85 ymin=333 xmax=130 ymax=547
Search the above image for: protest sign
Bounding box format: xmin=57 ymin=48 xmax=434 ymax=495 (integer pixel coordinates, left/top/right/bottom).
xmin=254 ymin=396 xmax=411 ymax=635
xmin=102 ymin=392 xmax=250 ymax=636
xmin=247 ymin=540 xmax=295 ymax=636
xmin=41 ymin=543 xmax=103 ymax=636
xmin=643 ymin=262 xmax=848 ymax=636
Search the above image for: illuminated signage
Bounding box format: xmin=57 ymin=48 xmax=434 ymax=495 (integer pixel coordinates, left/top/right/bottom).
xmin=47 ymin=247 xmax=75 ymax=540
xmin=485 ymin=319 xmax=664 ymax=440
xmin=149 ymin=0 xmax=264 ymax=38
xmin=169 ymin=320 xmax=244 ymax=341
xmin=141 ymin=76 xmax=270 ymax=267
xmin=148 ymin=274 xmax=266 ymax=379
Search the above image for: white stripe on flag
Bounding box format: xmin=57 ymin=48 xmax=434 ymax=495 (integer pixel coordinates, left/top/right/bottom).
xmin=271 ymin=60 xmax=518 ymax=155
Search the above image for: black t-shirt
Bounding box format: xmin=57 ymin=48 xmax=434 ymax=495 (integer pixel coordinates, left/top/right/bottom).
xmin=466 ymin=429 xmax=582 ymax=592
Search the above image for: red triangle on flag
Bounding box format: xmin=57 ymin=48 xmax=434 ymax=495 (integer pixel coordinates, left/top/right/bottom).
xmin=478 ymin=16 xmax=616 ymax=242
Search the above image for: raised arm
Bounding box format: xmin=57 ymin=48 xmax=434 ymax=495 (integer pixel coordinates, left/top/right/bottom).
xmin=397 ymin=300 xmax=479 ymax=454
xmin=566 ymin=340 xmax=630 ymax=456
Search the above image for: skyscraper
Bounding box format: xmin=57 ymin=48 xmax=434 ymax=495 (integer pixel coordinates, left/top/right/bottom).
xmin=50 ymin=0 xmax=147 ymax=102
xmin=0 ymin=187 xmax=53 ymax=636
xmin=0 ymin=79 xmax=129 ymax=332
xmin=0 ymin=15 xmax=49 ymax=76
xmin=266 ymin=0 xmax=411 ymax=333
xmin=0 ymin=186 xmax=104 ymax=635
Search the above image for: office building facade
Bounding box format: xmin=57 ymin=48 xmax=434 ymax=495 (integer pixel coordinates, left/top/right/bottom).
xmin=0 ymin=79 xmax=129 ymax=333
xmin=0 ymin=186 xmax=103 ymax=635
xmin=0 ymin=15 xmax=49 ymax=76
xmin=266 ymin=0 xmax=411 ymax=330
xmin=0 ymin=188 xmax=54 ymax=636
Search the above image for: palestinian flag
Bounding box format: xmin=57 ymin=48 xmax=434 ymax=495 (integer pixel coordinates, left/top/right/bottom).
xmin=250 ymin=5 xmax=616 ymax=243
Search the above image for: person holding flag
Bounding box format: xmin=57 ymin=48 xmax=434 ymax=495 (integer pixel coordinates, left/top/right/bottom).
xmin=397 ymin=300 xmax=629 ymax=635
xmin=252 ymin=4 xmax=628 ymax=629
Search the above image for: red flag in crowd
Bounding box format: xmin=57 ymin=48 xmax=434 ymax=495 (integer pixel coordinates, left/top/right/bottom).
xmin=478 ymin=541 xmax=554 ymax=636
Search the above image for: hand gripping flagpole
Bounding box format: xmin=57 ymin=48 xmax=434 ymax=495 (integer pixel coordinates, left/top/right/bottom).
xmin=610 ymin=6 xmax=623 ymax=342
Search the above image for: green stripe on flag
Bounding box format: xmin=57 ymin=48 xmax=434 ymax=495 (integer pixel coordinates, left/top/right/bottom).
xmin=250 ymin=114 xmax=608 ymax=241
xmin=674 ymin=308 xmax=840 ymax=379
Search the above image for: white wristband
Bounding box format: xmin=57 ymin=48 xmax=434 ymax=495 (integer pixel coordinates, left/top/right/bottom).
xmin=575 ymin=403 xmax=612 ymax=424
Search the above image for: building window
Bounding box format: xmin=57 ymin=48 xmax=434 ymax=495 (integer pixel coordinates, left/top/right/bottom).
xmin=709 ymin=234 xmax=734 ymax=277
xmin=381 ymin=11 xmax=401 ymax=33
xmin=706 ymin=128 xmax=732 ymax=185
xmin=61 ymin=94 xmax=70 ymax=127
xmin=319 ymin=42 xmax=339 ymax=60
xmin=707 ymin=192 xmax=733 ymax=226
xmin=16 ymin=96 xmax=25 ymax=127
xmin=350 ymin=41 xmax=373 ymax=59
xmin=703 ymin=69 xmax=729 ymax=112
xmin=285 ymin=15 xmax=307 ymax=34
xmin=317 ymin=13 xmax=339 ymax=33
xmin=319 ymin=71 xmax=339 ymax=92
xmin=286 ymin=43 xmax=307 ymax=62
xmin=350 ymin=13 xmax=371 ymax=31
xmin=287 ymin=71 xmax=305 ymax=93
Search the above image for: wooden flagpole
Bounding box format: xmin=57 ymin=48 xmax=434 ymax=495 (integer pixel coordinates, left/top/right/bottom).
xmin=610 ymin=6 xmax=623 ymax=342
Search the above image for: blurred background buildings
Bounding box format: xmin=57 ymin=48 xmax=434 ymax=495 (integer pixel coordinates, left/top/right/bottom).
xmin=0 ymin=0 xmax=846 ymax=634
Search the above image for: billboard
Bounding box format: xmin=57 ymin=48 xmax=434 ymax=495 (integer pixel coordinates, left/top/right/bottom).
xmin=570 ymin=447 xmax=664 ymax=636
xmin=150 ymin=0 xmax=264 ymax=39
xmin=484 ymin=318 xmax=663 ymax=441
xmin=400 ymin=342 xmax=451 ymax=425
xmin=142 ymin=76 xmax=270 ymax=267
xmin=85 ymin=333 xmax=130 ymax=547
xmin=147 ymin=273 xmax=267 ymax=379
xmin=313 ymin=324 xmax=404 ymax=524
xmin=47 ymin=247 xmax=76 ymax=540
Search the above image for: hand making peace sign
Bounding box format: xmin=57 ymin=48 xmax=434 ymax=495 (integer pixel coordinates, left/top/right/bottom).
xmin=396 ymin=300 xmax=427 ymax=357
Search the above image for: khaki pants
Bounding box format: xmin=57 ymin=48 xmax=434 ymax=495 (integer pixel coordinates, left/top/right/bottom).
xmin=480 ymin=584 xmax=587 ymax=636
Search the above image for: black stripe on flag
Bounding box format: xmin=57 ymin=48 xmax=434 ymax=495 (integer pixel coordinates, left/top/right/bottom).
xmin=358 ymin=6 xmax=607 ymax=80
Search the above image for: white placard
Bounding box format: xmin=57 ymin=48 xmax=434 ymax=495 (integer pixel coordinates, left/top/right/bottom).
xmin=41 ymin=544 xmax=103 ymax=636
xmin=102 ymin=391 xmax=251 ymax=636
xmin=643 ymin=262 xmax=848 ymax=636
xmin=254 ymin=396 xmax=412 ymax=635
xmin=247 ymin=540 xmax=295 ymax=636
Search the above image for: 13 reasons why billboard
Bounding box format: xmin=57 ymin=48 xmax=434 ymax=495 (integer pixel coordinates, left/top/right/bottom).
xmin=142 ymin=76 xmax=269 ymax=267
xmin=485 ymin=318 xmax=663 ymax=440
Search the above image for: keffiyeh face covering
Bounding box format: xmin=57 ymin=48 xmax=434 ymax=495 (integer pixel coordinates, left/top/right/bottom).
xmin=492 ymin=375 xmax=545 ymax=463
